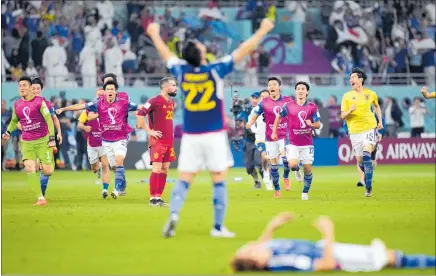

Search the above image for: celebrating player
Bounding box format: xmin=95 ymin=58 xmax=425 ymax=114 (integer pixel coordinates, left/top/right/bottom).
xmin=343 ymin=109 xmax=386 ymax=187
xmin=29 ymin=77 xmax=62 ymax=198
xmin=421 ymin=86 xmax=436 ymax=99
xmin=249 ymin=90 xmax=272 ymax=190
xmin=146 ymin=18 xmax=275 ymax=238
xmin=136 ymin=77 xmax=177 ymax=207
xmin=246 ymin=77 xmax=292 ymax=198
xmin=272 ymin=81 xmax=320 ymax=200
xmin=341 ymin=68 xmax=383 ymax=197
xmin=56 ymin=80 xmax=140 ymax=199
xmin=230 ymin=212 xmax=435 ymax=272
xmin=77 ymin=98 xmax=112 ymax=198
xmin=2 ymin=76 xmax=56 ymax=205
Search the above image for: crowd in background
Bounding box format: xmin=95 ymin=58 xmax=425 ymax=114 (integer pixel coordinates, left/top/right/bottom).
xmin=2 ymin=0 xmax=435 ymax=88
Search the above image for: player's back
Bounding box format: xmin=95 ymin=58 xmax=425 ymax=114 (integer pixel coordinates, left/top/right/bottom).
xmin=264 ymin=239 xmax=322 ymax=272
xmin=167 ymin=56 xmax=234 ymax=134
xmin=147 ymin=95 xmax=175 ymax=147
xmin=342 ymin=88 xmax=377 ymax=134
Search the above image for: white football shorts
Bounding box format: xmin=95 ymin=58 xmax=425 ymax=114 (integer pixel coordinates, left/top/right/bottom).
xmin=102 ymin=139 xmax=128 ymax=167
xmin=317 ymin=239 xmax=389 ymax=272
xmin=178 ymin=131 xmax=234 ymax=173
xmin=266 ymin=139 xmax=285 ymax=159
xmin=285 ymin=144 xmax=314 ymax=165
xmin=350 ymin=128 xmax=377 ymax=157
xmin=87 ymin=146 xmax=106 ymax=165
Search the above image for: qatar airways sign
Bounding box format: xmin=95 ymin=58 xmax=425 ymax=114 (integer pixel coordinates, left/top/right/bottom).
xmin=338 ymin=138 xmax=436 ymax=165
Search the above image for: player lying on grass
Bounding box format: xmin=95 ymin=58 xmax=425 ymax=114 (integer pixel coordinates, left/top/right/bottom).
xmin=2 ymin=76 xmax=56 ymax=205
xmin=343 ymin=109 xmax=386 ymax=187
xmin=56 ymin=80 xmax=140 ymax=199
xmin=146 ymin=18 xmax=275 ymax=238
xmin=246 ymin=77 xmax=293 ymax=198
xmin=341 ymin=68 xmax=383 ymax=197
xmin=421 ymin=86 xmax=435 ymax=99
xmin=230 ymin=212 xmax=436 ymax=272
xmin=272 ymin=81 xmax=320 ymax=200
xmin=136 ymin=77 xmax=177 ymax=207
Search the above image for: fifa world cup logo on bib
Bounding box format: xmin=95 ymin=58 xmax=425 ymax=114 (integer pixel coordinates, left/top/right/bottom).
xmin=22 ymin=107 xmax=32 ymax=124
xmin=273 ymin=106 xmax=282 ymax=116
xmin=108 ymin=108 xmax=117 ymax=125
xmin=297 ymin=111 xmax=307 ymax=128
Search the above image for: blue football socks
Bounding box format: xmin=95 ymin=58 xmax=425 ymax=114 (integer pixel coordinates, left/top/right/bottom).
xmin=115 ymin=166 xmax=125 ymax=191
xmin=395 ymin=251 xmax=436 ymax=269
xmin=40 ymin=172 xmax=49 ymax=196
xmin=303 ymin=173 xmax=313 ymax=193
xmin=362 ymin=151 xmax=373 ymax=190
xmin=270 ymin=164 xmax=280 ymax=191
xmin=281 ymin=156 xmax=290 ymax=179
xmin=169 ymin=180 xmax=190 ymax=215
xmin=213 ymin=182 xmax=227 ymax=231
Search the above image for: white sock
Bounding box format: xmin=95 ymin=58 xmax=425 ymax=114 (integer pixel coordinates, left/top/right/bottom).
xmin=38 ymin=196 xmax=45 ymax=200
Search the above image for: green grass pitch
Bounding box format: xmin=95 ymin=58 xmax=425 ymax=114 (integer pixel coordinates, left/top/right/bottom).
xmin=1 ymin=164 xmax=435 ymax=275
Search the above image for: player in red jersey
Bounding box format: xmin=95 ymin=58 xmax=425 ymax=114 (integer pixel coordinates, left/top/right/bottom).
xmin=136 ymin=77 xmax=177 ymax=207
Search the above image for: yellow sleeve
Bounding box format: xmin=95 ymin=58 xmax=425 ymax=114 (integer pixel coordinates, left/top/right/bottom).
xmin=431 ymin=92 xmax=436 ymax=99
xmin=78 ymin=111 xmax=88 ymax=124
xmin=341 ymin=94 xmax=349 ymax=112
xmin=372 ymin=91 xmax=379 ymax=106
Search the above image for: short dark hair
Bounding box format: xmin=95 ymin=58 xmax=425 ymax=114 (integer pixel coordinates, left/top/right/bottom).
xmin=18 ymin=76 xmax=32 ymax=85
xmin=31 ymin=77 xmax=44 ymax=89
xmin=350 ymin=67 xmax=367 ymax=85
xmin=231 ymin=258 xmax=266 ymax=272
xmin=159 ymin=77 xmax=176 ymax=89
xmin=103 ymin=80 xmax=118 ymax=90
xmin=260 ymin=89 xmax=270 ymax=95
xmin=182 ymin=41 xmax=201 ymax=67
xmin=267 ymin=76 xmax=282 ymax=86
xmin=102 ymin=73 xmax=117 ymax=83
xmin=295 ymin=81 xmax=310 ymax=91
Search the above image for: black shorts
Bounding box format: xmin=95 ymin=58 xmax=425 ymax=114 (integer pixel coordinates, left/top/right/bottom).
xmin=243 ymin=141 xmax=261 ymax=173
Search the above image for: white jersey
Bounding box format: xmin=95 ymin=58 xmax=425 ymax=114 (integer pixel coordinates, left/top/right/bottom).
xmin=249 ymin=109 xmax=266 ymax=142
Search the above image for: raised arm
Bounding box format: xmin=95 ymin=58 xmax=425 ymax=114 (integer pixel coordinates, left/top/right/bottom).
xmin=232 ymin=19 xmax=275 ymax=64
xmin=421 ymin=86 xmax=436 ymax=99
xmin=146 ymin=23 xmax=175 ymax=62
xmin=56 ymin=103 xmax=87 ymax=114
xmin=257 ymin=212 xmax=293 ymax=243
xmin=313 ymin=217 xmax=336 ymax=272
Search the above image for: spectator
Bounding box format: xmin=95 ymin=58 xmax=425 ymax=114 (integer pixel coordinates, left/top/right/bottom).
xmin=70 ymin=26 xmax=84 ymax=69
xmin=31 ymin=30 xmax=49 ymax=69
xmin=18 ymin=25 xmax=30 ymax=70
xmin=3 ymin=2 xmax=15 ymax=32
xmin=3 ymin=27 xmax=21 ymax=60
xmin=96 ymin=0 xmax=114 ymax=29
xmin=104 ymin=39 xmax=124 ymax=86
xmin=286 ymin=1 xmax=307 ymax=23
xmin=126 ymin=13 xmax=143 ymax=49
xmin=331 ymin=46 xmax=353 ymax=85
xmin=55 ymin=16 xmax=70 ymax=40
xmin=257 ymin=45 xmax=270 ymax=84
xmin=42 ymin=38 xmax=68 ymax=88
xmin=140 ymin=8 xmax=154 ymax=33
xmin=409 ymin=97 xmax=428 ymax=137
xmin=79 ymin=44 xmax=98 ymax=88
xmin=1 ymin=49 xmax=11 ymax=81
xmin=112 ymin=20 xmax=120 ymax=36
xmin=84 ymin=15 xmax=103 ymax=52
xmin=246 ymin=50 xmax=258 ymax=87
xmin=408 ymin=31 xmax=424 ymax=84
xmin=420 ymin=31 xmax=436 ymax=87
xmin=25 ymin=6 xmax=41 ymax=39
xmin=25 ymin=60 xmax=39 ymax=77
xmin=327 ymin=95 xmax=341 ymax=138
xmin=383 ymin=96 xmax=403 ymax=138
xmin=118 ymin=30 xmax=131 ymax=52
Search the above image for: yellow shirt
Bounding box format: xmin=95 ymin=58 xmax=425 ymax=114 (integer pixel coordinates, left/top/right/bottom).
xmin=78 ymin=110 xmax=88 ymax=124
xmin=341 ymin=88 xmax=378 ymax=134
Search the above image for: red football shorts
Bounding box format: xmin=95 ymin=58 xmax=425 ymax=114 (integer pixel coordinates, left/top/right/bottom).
xmin=149 ymin=143 xmax=176 ymax=164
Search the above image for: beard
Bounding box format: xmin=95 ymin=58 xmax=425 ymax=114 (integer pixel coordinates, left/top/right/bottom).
xmin=168 ymin=91 xmax=177 ymax=97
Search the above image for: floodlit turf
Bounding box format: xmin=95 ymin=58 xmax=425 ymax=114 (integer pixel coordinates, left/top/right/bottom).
xmin=1 ymin=164 xmax=435 ymax=275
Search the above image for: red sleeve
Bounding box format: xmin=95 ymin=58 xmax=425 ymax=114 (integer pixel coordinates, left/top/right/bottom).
xmin=138 ymin=98 xmax=155 ymax=116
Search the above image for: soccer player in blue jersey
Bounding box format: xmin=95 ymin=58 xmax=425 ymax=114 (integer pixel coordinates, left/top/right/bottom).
xmin=230 ymin=212 xmax=435 ymax=272
xmin=146 ymin=19 xmax=275 ymax=238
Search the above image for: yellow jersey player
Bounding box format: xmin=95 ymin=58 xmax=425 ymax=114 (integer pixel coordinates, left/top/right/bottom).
xmin=421 ymin=86 xmax=436 ymax=99
xmin=341 ymin=68 xmax=383 ymax=197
